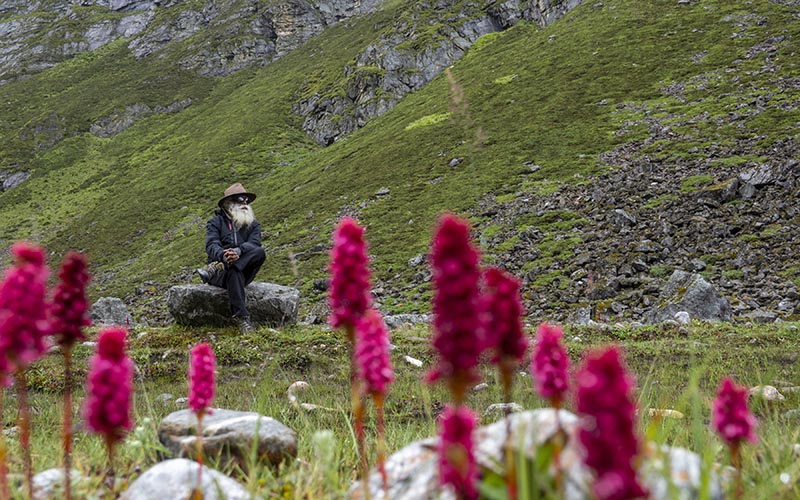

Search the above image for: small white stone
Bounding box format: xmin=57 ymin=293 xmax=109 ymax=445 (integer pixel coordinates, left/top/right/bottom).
xmin=674 ymin=311 xmax=691 ymax=324
xmin=647 ymin=408 xmax=685 ymax=419
xmin=472 ymin=383 xmax=489 ymax=392
xmin=483 ymin=403 xmax=523 ymax=416
xmin=749 ymin=385 xmax=785 ymax=401
xmin=404 ymin=356 xmax=423 ymax=367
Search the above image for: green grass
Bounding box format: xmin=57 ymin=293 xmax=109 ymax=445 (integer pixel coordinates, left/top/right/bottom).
xmin=7 ymin=321 xmax=800 ymax=498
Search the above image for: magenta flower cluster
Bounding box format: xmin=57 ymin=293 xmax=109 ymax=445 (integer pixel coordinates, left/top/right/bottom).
xmin=49 ymin=251 xmax=92 ymax=347
xmin=576 ymin=347 xmax=647 ymax=500
xmin=438 ymin=405 xmax=479 ymax=500
xmin=426 ymin=214 xmax=483 ymax=393
xmin=355 ymin=309 xmax=394 ymax=397
xmin=482 ymin=267 xmax=527 ymax=362
xmin=189 ymin=342 xmax=216 ymax=415
xmin=712 ymin=377 xmax=757 ymax=445
xmin=0 ymin=242 xmax=50 ymax=375
xmin=84 ymin=327 xmax=134 ymax=443
xmin=530 ymin=323 xmax=570 ymax=403
xmin=329 ymin=217 xmax=372 ymax=330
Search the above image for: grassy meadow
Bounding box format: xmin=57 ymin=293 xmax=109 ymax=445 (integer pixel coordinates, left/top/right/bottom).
xmin=2 ymin=320 xmax=799 ymax=498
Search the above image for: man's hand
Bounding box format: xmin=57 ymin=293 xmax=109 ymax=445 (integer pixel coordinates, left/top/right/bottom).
xmin=223 ymin=248 xmax=240 ymax=264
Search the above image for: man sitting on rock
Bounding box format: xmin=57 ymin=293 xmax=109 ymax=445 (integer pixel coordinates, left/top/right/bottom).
xmin=196 ymin=183 xmax=266 ymax=333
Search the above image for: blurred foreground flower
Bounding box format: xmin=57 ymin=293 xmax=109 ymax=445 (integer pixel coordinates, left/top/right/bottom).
xmin=328 ymin=217 xmax=372 ymax=332
xmin=427 ymin=214 xmax=483 ymax=404
xmin=355 ymin=309 xmax=394 ymax=492
xmin=712 ymin=377 xmax=757 ymax=446
xmin=49 ymin=250 xmax=91 ymax=500
xmin=188 ymin=342 xmax=216 ymax=498
xmin=438 ymin=405 xmax=478 ymax=500
xmin=531 ymin=323 xmax=569 ymax=408
xmin=712 ymin=376 xmax=757 ymax=500
xmin=84 ymin=326 xmax=134 ymax=483
xmin=576 ymin=347 xmax=647 ymax=500
xmin=0 ymin=241 xmax=50 ymax=499
xmin=328 ymin=217 xmax=373 ymax=493
xmin=189 ymin=342 xmax=216 ymax=416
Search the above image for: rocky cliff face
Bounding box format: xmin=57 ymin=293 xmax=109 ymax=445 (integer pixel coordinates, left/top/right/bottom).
xmin=1 ymin=0 xmax=581 ymax=143
xmin=0 ymin=0 xmax=384 ymax=83
xmin=294 ymin=0 xmax=582 ymax=145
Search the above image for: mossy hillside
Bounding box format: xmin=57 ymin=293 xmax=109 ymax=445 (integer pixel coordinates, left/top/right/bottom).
xmin=0 ymin=0 xmax=797 ymax=314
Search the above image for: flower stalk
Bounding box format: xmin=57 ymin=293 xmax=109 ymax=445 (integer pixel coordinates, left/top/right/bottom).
xmin=355 ymin=309 xmax=394 ymax=495
xmin=576 ymin=347 xmax=647 ymax=500
xmin=712 ymin=376 xmax=756 ymax=500
xmin=328 ymin=217 xmax=374 ymax=497
xmin=530 ymin=322 xmax=570 ymax=493
xmin=49 ymin=250 xmax=91 ymax=500
xmin=0 ymin=242 xmax=50 ymax=499
xmin=189 ymin=342 xmax=216 ymax=498
xmin=84 ymin=327 xmax=134 ymax=492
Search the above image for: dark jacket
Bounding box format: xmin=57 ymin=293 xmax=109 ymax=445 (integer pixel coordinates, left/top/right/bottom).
xmin=205 ymin=209 xmax=262 ymax=264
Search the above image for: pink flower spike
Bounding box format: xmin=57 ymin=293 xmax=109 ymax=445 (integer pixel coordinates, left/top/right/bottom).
xmin=531 ymin=322 xmax=569 ymax=403
xmin=355 ymin=309 xmax=394 ymax=396
xmin=438 ymin=405 xmax=478 ymax=500
xmin=189 ymin=342 xmax=216 ymax=415
xmin=712 ymin=377 xmax=757 ymax=445
xmin=482 ymin=267 xmax=527 ymax=362
xmin=576 ymin=347 xmax=647 ymax=500
xmin=328 ymin=217 xmax=372 ymax=330
xmin=426 ymin=214 xmax=483 ymax=400
xmin=0 ymin=241 xmax=50 ymax=373
xmin=49 ymin=251 xmax=92 ymax=347
xmin=84 ymin=327 xmax=134 ymax=444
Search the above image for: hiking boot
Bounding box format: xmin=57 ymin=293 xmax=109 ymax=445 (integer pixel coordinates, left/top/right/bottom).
xmin=195 ymin=262 xmax=225 ymax=287
xmin=238 ymin=317 xmax=255 ymax=335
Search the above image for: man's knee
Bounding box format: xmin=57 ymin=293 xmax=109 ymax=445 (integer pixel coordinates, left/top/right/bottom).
xmin=252 ymin=247 xmax=266 ymax=264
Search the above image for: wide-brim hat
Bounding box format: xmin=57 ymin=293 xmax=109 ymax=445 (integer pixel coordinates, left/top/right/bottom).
xmin=218 ymin=182 xmax=256 ymax=208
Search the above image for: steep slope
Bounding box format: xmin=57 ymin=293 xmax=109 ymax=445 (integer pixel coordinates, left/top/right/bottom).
xmin=0 ymin=0 xmax=797 ymax=325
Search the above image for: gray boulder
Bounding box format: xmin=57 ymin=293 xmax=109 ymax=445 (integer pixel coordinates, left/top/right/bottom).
xmin=32 ymin=468 xmax=83 ymax=499
xmin=383 ymin=314 xmax=430 ymax=330
xmin=158 ymin=409 xmax=297 ymax=470
xmin=351 ymin=409 xmax=724 ymax=500
xmin=167 ymin=282 xmax=299 ymax=327
xmin=90 ymin=297 xmax=132 ymax=326
xmin=646 ymin=270 xmax=732 ymax=323
xmin=2 ymin=171 xmax=30 ymax=191
xmin=120 ymin=458 xmax=254 ymax=500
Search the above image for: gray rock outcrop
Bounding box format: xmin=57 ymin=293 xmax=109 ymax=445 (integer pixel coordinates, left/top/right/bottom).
xmin=90 ymin=297 xmax=132 ymax=326
xmin=167 ymin=282 xmax=299 ymax=327
xmin=646 ymin=270 xmax=732 ymax=323
xmin=351 ymin=409 xmax=724 ymax=500
xmin=295 ymin=0 xmax=582 ymax=145
xmin=383 ymin=314 xmax=430 ymax=330
xmin=32 ymin=468 xmax=83 ymax=499
xmin=120 ymin=458 xmax=254 ymax=500
xmin=158 ymin=409 xmax=297 ymax=470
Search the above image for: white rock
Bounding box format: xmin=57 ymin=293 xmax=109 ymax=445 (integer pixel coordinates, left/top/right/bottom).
xmin=403 ymin=355 xmax=423 ymax=367
xmin=674 ymin=311 xmax=691 ymax=324
xmin=647 ymin=408 xmax=685 ymax=419
xmin=120 ymin=459 xmax=256 ymax=500
xmin=287 ymin=381 xmax=310 ymax=404
xmin=351 ymin=409 xmax=725 ymax=500
xmin=483 ymin=403 xmax=523 ymax=416
xmin=749 ymin=385 xmax=785 ymax=401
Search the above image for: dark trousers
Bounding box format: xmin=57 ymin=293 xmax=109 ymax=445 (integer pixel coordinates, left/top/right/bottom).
xmin=223 ymin=247 xmax=266 ymax=318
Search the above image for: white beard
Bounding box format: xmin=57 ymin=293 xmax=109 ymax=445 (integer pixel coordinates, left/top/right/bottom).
xmin=227 ymin=203 xmax=255 ymax=229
